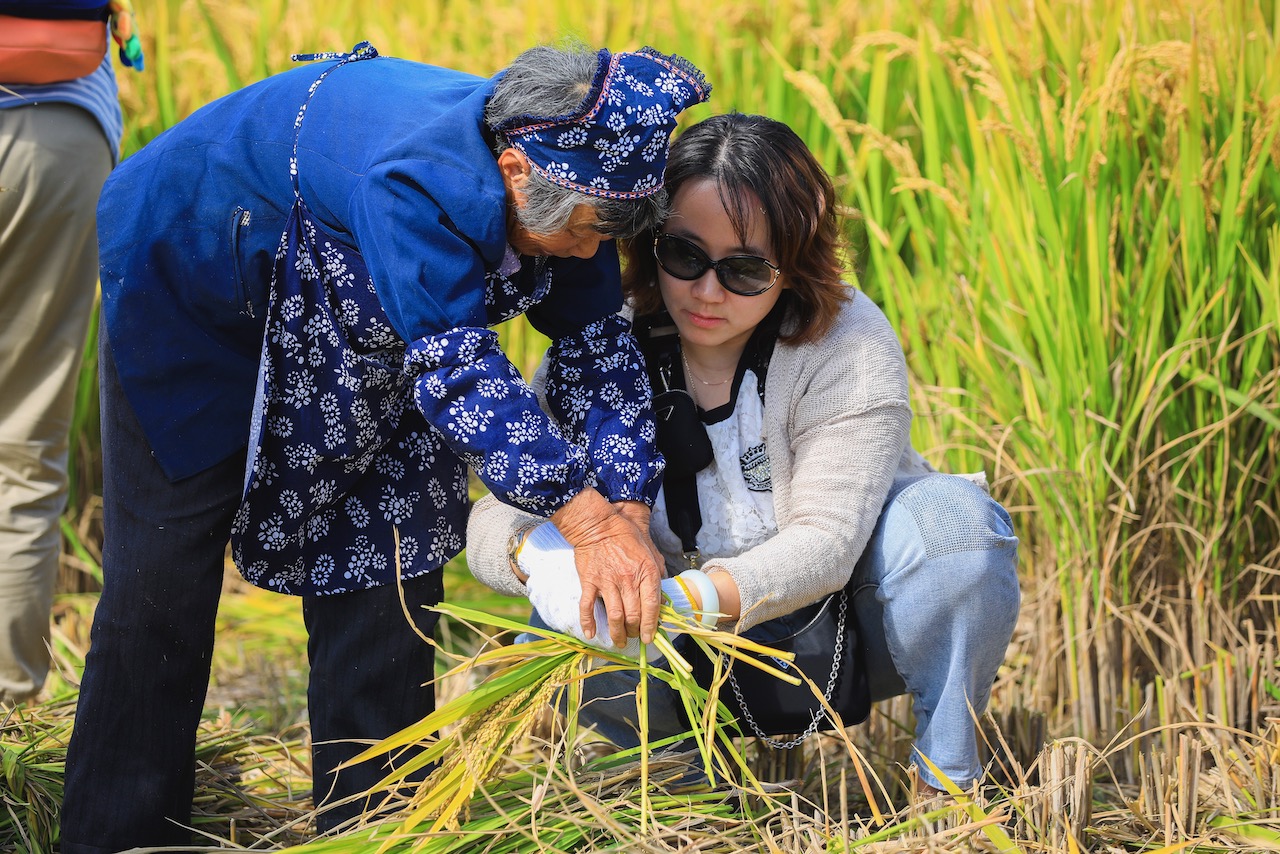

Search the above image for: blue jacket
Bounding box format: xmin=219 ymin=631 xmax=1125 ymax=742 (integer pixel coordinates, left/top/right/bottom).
xmin=100 ymin=57 xmax=626 ymax=480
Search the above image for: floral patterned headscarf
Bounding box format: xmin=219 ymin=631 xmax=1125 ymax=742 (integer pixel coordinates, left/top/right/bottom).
xmin=495 ymin=47 xmax=711 ymax=200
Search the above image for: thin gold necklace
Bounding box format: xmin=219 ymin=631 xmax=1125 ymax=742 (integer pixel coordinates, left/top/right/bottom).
xmin=681 ymin=349 xmax=732 ymax=389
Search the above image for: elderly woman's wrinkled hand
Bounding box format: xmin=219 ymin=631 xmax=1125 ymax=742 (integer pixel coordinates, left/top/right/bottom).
xmin=519 ymin=525 xmax=642 ymax=656
xmin=613 ymin=498 xmax=666 ymax=572
xmin=551 ymin=488 xmax=664 ymax=646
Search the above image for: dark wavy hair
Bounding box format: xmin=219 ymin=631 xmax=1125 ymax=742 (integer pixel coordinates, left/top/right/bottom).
xmin=620 ymin=113 xmax=849 ymax=344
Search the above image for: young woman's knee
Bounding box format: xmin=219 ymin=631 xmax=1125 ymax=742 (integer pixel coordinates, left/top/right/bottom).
xmin=890 ymin=475 xmax=1021 ymax=612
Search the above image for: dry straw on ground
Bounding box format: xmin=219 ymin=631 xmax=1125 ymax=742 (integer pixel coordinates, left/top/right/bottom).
xmin=9 ymin=596 xmax=1278 ymax=852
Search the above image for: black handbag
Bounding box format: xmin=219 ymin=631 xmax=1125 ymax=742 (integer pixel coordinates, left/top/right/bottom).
xmin=634 ymin=310 xmax=871 ymax=745
xmin=685 ymin=578 xmax=871 ymax=745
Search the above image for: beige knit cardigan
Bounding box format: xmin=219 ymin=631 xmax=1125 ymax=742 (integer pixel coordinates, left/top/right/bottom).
xmin=466 ymin=288 xmax=935 ymax=631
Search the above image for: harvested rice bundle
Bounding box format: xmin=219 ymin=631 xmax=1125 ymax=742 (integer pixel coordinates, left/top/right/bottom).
xmin=307 ymin=601 xmax=880 ymax=849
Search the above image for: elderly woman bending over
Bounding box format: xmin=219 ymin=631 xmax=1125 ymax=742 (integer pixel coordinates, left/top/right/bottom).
xmin=62 ymin=42 xmax=709 ymax=850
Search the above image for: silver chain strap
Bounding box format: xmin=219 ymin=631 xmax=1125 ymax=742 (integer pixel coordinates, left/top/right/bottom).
xmin=726 ymin=588 xmax=848 ymax=749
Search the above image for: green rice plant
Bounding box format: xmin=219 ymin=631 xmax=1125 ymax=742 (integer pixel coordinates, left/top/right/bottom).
xmin=0 ymin=697 xmax=312 ymax=852
xmin=0 ymin=706 xmax=67 ymax=854
xmin=58 ymin=296 xmax=103 ymax=597
xmin=64 ymin=300 xmax=100 ymax=515
xmin=291 ymin=750 xmax=766 ymax=854
xmin=279 ymin=601 xmax=885 ymax=850
xmin=751 ymin=0 xmax=1280 ymax=740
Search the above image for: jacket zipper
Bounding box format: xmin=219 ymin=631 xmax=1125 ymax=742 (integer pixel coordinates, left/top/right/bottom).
xmin=231 ymin=206 xmax=254 ymax=318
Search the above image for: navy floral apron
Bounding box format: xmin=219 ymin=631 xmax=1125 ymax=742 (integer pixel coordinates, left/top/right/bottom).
xmin=229 ymin=43 xmax=553 ymax=595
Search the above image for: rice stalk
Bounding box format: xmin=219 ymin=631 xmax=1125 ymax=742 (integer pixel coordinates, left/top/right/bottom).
xmin=0 ymin=705 xmax=67 ymax=853
xmin=291 ymin=601 xmax=885 ymax=850
xmin=0 ymin=697 xmax=311 ymax=852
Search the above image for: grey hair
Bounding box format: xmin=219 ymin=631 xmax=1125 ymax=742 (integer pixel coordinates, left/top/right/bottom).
xmin=485 ymin=43 xmax=668 ymax=240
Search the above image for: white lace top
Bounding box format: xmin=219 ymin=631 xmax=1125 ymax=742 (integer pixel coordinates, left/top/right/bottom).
xmin=650 ymin=371 xmax=778 ymax=571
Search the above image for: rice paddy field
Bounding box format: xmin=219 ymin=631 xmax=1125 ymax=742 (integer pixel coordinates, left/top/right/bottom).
xmin=5 ymin=0 xmax=1280 ymax=850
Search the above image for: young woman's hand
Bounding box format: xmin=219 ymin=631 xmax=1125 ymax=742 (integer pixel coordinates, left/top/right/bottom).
xmin=551 ymin=488 xmax=663 ymax=646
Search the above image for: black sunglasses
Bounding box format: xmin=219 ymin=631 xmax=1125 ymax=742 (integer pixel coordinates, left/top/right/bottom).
xmin=653 ymin=234 xmax=781 ymax=296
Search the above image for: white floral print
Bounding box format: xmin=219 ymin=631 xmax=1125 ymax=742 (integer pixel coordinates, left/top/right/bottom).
xmin=233 ymin=194 xmax=661 ymax=596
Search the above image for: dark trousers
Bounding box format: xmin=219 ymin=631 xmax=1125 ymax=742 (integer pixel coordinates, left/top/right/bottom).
xmin=60 ymin=325 xmax=441 ymax=853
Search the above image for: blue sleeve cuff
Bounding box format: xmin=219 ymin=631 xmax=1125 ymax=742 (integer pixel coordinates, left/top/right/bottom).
xmin=544 ymin=315 xmax=665 ymax=506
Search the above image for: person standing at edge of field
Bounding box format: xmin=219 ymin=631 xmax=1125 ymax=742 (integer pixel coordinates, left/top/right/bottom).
xmin=0 ymin=1 xmax=142 ymax=706
xmin=58 ymin=40 xmax=710 ymax=850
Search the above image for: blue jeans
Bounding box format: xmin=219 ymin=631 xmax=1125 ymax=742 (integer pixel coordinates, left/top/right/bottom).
xmin=574 ymin=475 xmax=1021 ymax=791
xmin=60 ymin=325 xmax=443 ymax=853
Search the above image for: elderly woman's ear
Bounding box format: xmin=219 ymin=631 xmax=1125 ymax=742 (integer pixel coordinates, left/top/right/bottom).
xmin=498 ymin=148 xmax=533 ymax=201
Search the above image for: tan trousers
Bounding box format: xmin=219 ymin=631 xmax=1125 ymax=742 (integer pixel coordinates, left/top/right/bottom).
xmin=0 ymin=103 xmax=111 ymax=702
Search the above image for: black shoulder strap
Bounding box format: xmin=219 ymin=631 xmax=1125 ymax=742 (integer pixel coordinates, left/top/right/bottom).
xmin=633 ymin=312 xmax=707 ymax=561
xmin=633 ymin=304 xmax=783 ymax=564
xmin=632 ymin=311 xmax=681 ymax=393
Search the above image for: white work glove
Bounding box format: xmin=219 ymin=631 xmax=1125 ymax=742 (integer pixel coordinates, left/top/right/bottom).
xmin=517 ymin=522 xmax=721 ymax=660
xmin=519 ymin=522 xmax=641 ymax=657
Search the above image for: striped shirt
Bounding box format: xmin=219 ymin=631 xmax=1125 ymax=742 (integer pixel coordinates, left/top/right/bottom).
xmin=1 ymin=43 xmax=124 ymax=164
